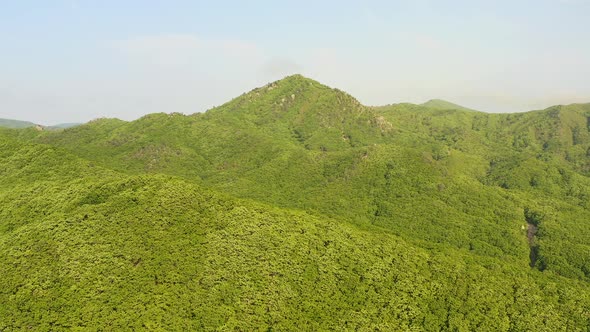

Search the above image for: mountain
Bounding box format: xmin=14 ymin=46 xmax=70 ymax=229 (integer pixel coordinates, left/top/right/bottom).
xmin=19 ymin=76 xmax=590 ymax=278
xmin=0 ymin=118 xmax=38 ymax=128
xmin=421 ymin=98 xmax=476 ymax=112
xmin=0 ymin=118 xmax=82 ymax=130
xmin=1 ymin=75 xmax=590 ymax=330
xmin=48 ymin=122 xmax=82 ymax=129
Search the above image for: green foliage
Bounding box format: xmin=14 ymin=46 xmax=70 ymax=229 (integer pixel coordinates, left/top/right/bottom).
xmin=2 ymin=75 xmax=590 ymax=330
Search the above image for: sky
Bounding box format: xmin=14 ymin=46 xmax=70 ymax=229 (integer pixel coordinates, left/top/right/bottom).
xmin=1 ymin=0 xmax=589 ymax=125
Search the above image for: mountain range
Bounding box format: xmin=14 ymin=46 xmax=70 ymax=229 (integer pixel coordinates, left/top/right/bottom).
xmin=1 ymin=75 xmax=590 ymax=330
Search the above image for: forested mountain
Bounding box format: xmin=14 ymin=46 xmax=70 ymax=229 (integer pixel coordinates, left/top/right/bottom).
xmin=1 ymin=75 xmax=590 ymax=330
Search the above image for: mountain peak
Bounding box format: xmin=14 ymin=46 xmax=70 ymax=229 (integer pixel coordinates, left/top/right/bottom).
xmin=200 ymin=74 xmax=388 ymax=151
xmin=273 ymin=73 xmax=319 ymax=84
xmin=215 ymin=74 xmax=362 ymax=114
xmin=253 ymin=74 xmax=326 ymax=94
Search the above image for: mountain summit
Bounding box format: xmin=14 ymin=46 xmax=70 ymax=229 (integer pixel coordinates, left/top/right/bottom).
xmin=201 ymin=74 xmax=392 ymax=151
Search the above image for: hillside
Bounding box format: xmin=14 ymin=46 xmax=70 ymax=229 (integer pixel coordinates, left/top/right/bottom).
xmin=1 ymin=75 xmax=590 ymax=330
xmin=1 ymin=134 xmax=589 ymax=330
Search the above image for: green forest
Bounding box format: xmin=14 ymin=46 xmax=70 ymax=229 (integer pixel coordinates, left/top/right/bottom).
xmin=1 ymin=75 xmax=590 ymax=330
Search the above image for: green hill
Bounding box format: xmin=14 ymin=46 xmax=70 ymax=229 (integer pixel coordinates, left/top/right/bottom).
xmin=2 ymin=75 xmax=590 ymax=330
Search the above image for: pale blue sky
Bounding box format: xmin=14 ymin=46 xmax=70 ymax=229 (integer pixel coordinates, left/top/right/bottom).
xmin=1 ymin=0 xmax=589 ymax=124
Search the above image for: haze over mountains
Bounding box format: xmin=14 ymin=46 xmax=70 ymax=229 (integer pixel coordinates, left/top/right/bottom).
xmin=1 ymin=75 xmax=590 ymax=330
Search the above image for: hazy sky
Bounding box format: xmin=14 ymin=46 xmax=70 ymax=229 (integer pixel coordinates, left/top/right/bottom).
xmin=1 ymin=0 xmax=589 ymax=125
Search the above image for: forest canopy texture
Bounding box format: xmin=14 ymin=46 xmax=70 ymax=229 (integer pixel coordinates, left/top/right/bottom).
xmin=1 ymin=75 xmax=590 ymax=331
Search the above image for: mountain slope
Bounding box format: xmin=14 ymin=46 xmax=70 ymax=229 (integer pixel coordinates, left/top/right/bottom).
xmin=0 ymin=136 xmax=589 ymax=330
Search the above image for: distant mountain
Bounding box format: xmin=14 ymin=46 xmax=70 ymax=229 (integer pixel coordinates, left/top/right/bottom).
xmin=48 ymin=122 xmax=82 ymax=129
xmin=0 ymin=118 xmax=82 ymax=130
xmin=421 ymin=98 xmax=476 ymax=112
xmin=0 ymin=118 xmax=38 ymax=128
